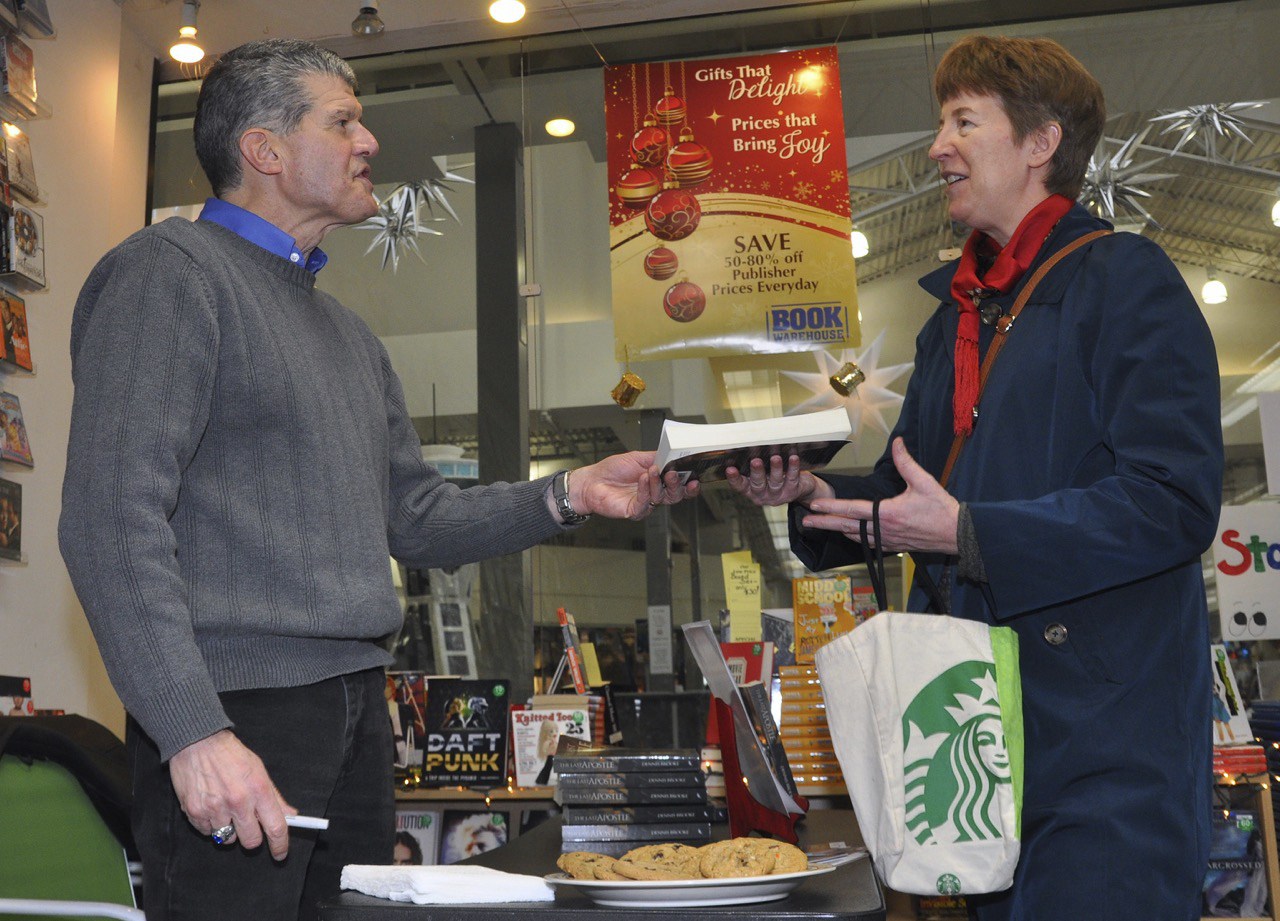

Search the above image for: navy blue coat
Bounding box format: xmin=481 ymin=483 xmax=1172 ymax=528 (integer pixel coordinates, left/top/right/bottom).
xmin=793 ymin=205 xmax=1223 ymax=920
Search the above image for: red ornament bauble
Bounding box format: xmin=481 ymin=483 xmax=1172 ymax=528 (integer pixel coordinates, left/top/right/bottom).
xmin=644 ymin=247 xmax=678 ymax=280
xmin=616 ymin=164 xmax=662 ymax=209
xmin=630 ymin=116 xmax=668 ymax=169
xmin=666 ymin=126 xmax=713 ymax=187
xmin=645 ymin=187 xmax=701 ymax=241
xmin=663 ymin=281 xmax=706 ymax=323
xmin=653 ymin=86 xmax=687 ymax=127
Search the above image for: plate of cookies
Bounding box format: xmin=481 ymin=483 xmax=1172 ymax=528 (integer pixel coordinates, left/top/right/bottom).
xmin=549 ymin=838 xmax=836 ymax=908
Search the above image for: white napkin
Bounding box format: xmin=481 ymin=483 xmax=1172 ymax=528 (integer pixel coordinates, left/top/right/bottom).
xmin=340 ymin=864 xmax=555 ymax=904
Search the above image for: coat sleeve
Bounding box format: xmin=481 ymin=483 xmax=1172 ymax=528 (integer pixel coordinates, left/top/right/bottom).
xmin=967 ymin=236 xmax=1223 ymax=617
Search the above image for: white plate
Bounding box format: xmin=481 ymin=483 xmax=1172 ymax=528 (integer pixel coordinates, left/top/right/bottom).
xmin=544 ymin=865 xmax=836 ymax=908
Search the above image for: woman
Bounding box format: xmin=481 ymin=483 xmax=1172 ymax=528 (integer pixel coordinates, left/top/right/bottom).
xmin=730 ymin=35 xmax=1222 ymax=920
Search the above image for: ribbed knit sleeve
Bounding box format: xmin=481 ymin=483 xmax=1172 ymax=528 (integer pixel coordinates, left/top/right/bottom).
xmin=60 ymin=228 xmax=229 ymax=759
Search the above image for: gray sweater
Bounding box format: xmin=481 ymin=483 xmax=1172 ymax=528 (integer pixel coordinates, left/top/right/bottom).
xmin=60 ymin=218 xmax=561 ymax=761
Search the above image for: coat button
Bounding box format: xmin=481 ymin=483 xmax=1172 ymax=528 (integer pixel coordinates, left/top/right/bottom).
xmin=1044 ymin=623 xmax=1068 ymax=645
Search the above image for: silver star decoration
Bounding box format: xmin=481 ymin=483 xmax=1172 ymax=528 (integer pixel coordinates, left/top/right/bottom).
xmin=781 ymin=330 xmax=912 ymax=436
xmin=1078 ymin=128 xmax=1175 ymax=227
xmin=356 ymin=157 xmax=474 ymax=272
xmin=1148 ymin=101 xmax=1266 ymax=159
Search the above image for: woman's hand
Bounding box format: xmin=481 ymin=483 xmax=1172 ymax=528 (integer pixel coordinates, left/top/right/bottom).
xmin=724 ymin=454 xmax=833 ymax=507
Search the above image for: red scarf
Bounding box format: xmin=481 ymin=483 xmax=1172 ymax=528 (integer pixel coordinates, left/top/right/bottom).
xmin=948 ymin=194 xmax=1074 ymax=436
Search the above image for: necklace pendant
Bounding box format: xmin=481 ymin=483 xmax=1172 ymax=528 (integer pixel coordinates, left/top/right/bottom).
xmin=980 ymin=301 xmax=1003 ymax=326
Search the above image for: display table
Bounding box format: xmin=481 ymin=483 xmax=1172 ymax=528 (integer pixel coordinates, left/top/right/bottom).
xmin=317 ymin=808 xmax=886 ymax=921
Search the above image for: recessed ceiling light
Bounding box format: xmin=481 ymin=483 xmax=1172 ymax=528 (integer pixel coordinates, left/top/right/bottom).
xmin=545 ymin=118 xmax=575 ymax=138
xmin=489 ymin=0 xmax=526 ymax=24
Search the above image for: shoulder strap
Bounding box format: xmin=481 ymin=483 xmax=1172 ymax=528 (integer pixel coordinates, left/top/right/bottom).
xmin=939 ymin=229 xmax=1112 ymax=488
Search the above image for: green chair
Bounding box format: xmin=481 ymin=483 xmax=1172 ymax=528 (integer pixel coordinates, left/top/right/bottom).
xmin=0 ymin=752 xmax=142 ymax=920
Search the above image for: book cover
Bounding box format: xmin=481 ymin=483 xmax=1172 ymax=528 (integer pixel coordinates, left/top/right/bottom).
xmin=0 ymin=291 xmax=31 ymax=371
xmin=3 ymin=130 xmax=36 ymax=201
xmin=0 ymin=34 xmax=36 ymax=112
xmin=559 ymin=803 xmax=726 ymax=825
xmin=1211 ymin=644 xmax=1253 ymax=746
xmin=510 ymin=707 xmax=591 ymax=787
xmin=1202 ymin=808 xmax=1268 ymax=917
xmin=556 ymin=607 xmax=589 ymax=694
xmin=560 ymin=822 xmax=713 ymax=842
xmin=707 ymin=640 xmax=774 ymax=746
xmin=0 ymin=674 xmax=32 ymax=715
xmin=761 ymin=608 xmax=797 ymax=668
xmin=394 ymin=808 xmax=441 ymax=866
xmin=386 ymin=671 xmax=429 ymax=778
xmin=793 ymin=574 xmax=857 ymax=663
xmin=553 ymin=784 xmax=710 ymax=806
xmin=741 ymin=679 xmax=799 ymax=797
xmin=438 ymin=809 xmax=508 ymax=865
xmin=552 ymin=742 xmax=702 ymax=774
xmin=655 ymin=407 xmax=852 ymax=484
xmin=0 ymin=391 xmax=32 ymax=466
xmin=419 ymin=677 xmax=510 ymax=787
xmin=0 ymin=477 xmax=19 ymax=561
xmin=592 ymin=681 xmax=624 ymax=745
xmin=554 ymin=770 xmax=706 ymax=789
xmin=4 ymin=203 xmax=43 ymax=289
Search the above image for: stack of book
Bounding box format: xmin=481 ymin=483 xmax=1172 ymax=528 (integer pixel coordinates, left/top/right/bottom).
xmin=553 ymin=746 xmax=714 ymax=847
xmin=777 ymin=664 xmax=844 ymax=788
xmin=1214 ymin=743 xmax=1268 ymax=778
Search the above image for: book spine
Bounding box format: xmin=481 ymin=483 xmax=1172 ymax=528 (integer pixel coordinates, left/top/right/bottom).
xmin=557 ymin=607 xmax=589 ymax=694
xmin=560 ymin=822 xmax=713 ymax=842
xmin=594 ymin=682 xmax=624 ymax=745
xmin=554 ymin=785 xmax=710 ymax=805
xmin=554 ymin=771 xmax=706 ymax=788
xmin=560 ymin=804 xmax=725 ymax=825
xmin=553 ymin=754 xmax=701 ymax=773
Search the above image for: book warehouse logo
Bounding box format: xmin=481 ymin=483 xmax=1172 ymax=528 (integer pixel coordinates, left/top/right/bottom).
xmin=902 ymin=662 xmax=1012 ymax=847
xmin=765 ymin=302 xmax=847 ymax=343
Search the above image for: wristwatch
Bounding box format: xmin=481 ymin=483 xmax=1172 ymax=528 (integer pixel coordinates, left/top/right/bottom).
xmin=553 ymin=469 xmax=591 ymax=525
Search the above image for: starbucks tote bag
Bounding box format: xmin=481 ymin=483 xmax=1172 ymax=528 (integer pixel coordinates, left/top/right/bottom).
xmin=815 ymin=610 xmax=1024 ymax=897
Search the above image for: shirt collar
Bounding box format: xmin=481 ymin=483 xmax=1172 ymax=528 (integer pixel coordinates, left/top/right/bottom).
xmin=198 ymin=198 xmax=329 ymax=274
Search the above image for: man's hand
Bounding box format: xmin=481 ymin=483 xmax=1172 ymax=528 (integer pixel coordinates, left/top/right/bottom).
xmin=568 ymin=451 xmax=700 ymax=521
xmin=168 ymin=729 xmax=295 ymax=861
xmin=802 ymin=438 xmax=959 ymax=553
xmin=724 ymin=454 xmax=834 ymax=507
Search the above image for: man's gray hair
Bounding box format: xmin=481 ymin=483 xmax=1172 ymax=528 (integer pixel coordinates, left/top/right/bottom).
xmin=194 ymin=38 xmax=357 ymax=197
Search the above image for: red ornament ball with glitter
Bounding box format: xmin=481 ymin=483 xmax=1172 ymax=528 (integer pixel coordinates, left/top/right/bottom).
xmin=666 ymin=126 xmax=713 ymax=187
xmin=645 ymin=187 xmax=701 ymax=241
xmin=644 ymin=247 xmax=678 ymax=280
xmin=653 ymin=86 xmax=687 ymax=126
xmin=616 ymin=165 xmax=662 ymax=209
xmin=663 ymin=281 xmax=706 ymax=323
xmin=630 ymin=118 xmax=668 ymax=169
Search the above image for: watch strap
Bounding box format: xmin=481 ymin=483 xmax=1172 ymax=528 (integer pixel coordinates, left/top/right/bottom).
xmin=553 ymin=469 xmax=590 ymax=525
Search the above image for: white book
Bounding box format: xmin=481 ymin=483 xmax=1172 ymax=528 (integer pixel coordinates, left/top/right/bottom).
xmin=655 ymin=407 xmax=852 ymax=483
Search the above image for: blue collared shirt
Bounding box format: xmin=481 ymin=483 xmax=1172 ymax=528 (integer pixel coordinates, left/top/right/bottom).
xmin=198 ymin=198 xmax=329 ymax=274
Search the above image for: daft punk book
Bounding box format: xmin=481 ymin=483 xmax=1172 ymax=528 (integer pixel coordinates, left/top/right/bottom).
xmin=418 ymin=677 xmax=511 ymax=787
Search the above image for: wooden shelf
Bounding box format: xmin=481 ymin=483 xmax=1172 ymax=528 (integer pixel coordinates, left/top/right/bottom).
xmin=396 ymin=785 xmax=554 ymax=803
xmin=1205 ymin=773 xmax=1280 ymax=921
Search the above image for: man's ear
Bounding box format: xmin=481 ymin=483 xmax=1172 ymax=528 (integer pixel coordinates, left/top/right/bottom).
xmin=239 ymin=128 xmax=283 ymax=177
xmin=1028 ymin=121 xmax=1062 ymax=169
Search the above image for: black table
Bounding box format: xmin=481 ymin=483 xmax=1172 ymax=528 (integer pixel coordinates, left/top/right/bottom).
xmin=317 ymin=809 xmax=885 ymax=920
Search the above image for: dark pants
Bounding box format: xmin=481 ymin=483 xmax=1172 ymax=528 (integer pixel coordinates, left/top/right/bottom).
xmin=127 ymin=668 xmax=395 ymax=921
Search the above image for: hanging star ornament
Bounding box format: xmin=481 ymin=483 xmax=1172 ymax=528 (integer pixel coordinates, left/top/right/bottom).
xmin=1148 ymin=101 xmax=1266 ymax=160
xmin=781 ymin=330 xmax=912 ymax=436
xmin=355 ymin=156 xmax=475 ymax=272
xmin=1077 ymin=127 xmax=1176 ymax=227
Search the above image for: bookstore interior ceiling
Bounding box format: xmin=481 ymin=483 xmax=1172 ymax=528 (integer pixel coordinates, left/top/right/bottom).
xmin=132 ymin=0 xmax=1280 ymax=585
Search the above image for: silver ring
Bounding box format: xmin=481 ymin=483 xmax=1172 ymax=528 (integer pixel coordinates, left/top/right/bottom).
xmin=649 ymin=500 xmax=660 ymax=508
xmin=211 ymin=823 xmax=236 ymax=844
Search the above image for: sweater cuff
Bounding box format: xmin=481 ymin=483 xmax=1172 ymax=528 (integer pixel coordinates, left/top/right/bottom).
xmin=956 ymin=502 xmax=987 ymax=583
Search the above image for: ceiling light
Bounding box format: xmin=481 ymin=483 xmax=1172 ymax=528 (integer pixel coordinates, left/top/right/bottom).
xmin=1202 ymin=267 xmax=1228 ymax=305
xmin=1272 ymin=197 xmax=1280 ymax=228
xmin=545 ymin=118 xmax=575 ymax=138
xmin=351 ymin=1 xmax=385 ymax=36
xmin=489 ymin=0 xmax=526 ymax=24
xmin=850 ymin=229 xmax=869 ymax=259
xmin=169 ymin=0 xmax=204 ymax=64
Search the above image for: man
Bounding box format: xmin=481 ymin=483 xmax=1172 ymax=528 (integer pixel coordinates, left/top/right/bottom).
xmin=60 ymin=38 xmax=690 ymax=921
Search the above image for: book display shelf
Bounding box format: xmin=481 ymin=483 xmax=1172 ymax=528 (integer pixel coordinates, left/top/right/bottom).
xmin=1205 ymin=774 xmax=1280 ymax=921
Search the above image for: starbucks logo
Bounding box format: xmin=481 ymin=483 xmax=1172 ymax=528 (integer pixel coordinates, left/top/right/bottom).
xmin=902 ymin=661 xmax=1010 ymax=846
xmin=936 ymin=873 xmax=962 ymax=895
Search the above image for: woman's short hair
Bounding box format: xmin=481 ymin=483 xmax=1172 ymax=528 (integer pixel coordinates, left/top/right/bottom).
xmin=933 ymin=35 xmax=1105 ymax=199
xmin=194 ymin=38 xmax=357 ymax=197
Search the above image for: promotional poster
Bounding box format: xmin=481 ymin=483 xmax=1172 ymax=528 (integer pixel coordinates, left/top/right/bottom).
xmin=1214 ymin=505 xmax=1280 ymax=641
xmin=605 ymin=47 xmax=858 ymax=360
